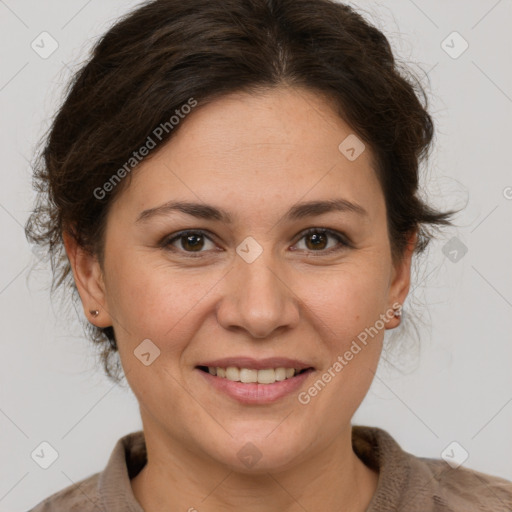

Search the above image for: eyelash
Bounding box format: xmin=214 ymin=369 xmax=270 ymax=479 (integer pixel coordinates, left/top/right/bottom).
xmin=160 ymin=228 xmax=351 ymax=257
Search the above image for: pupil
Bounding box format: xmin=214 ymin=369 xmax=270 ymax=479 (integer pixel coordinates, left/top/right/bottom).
xmin=307 ymin=232 xmax=327 ymax=250
xmin=183 ymin=234 xmax=203 ymax=251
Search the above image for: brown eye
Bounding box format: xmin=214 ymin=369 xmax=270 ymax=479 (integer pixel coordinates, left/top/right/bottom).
xmin=180 ymin=233 xmax=205 ymax=252
xmin=163 ymin=230 xmax=217 ymax=254
xmin=293 ymin=228 xmax=349 ymax=253
xmin=305 ymin=231 xmax=328 ymax=250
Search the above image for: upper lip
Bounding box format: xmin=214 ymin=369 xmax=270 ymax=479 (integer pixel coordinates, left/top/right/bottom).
xmin=196 ymin=357 xmax=314 ymax=371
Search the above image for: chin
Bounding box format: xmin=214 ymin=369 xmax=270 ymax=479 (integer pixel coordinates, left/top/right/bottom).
xmin=208 ymin=432 xmax=307 ymax=475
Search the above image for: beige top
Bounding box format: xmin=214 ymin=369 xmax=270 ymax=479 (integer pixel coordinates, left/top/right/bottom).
xmin=27 ymin=426 xmax=512 ymax=511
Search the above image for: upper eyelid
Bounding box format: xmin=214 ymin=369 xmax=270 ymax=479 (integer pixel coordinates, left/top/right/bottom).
xmin=164 ymin=229 xmax=218 ymax=246
xmin=164 ymin=228 xmax=348 ymax=251
xmin=292 ymin=228 xmax=350 ymax=251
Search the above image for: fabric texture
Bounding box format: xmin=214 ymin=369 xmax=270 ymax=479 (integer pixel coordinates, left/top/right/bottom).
xmin=27 ymin=426 xmax=512 ymax=511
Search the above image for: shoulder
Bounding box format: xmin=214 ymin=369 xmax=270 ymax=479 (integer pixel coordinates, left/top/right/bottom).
xmin=26 ymin=473 xmax=101 ymax=512
xmin=353 ymin=425 xmax=512 ymax=512
xmin=26 ymin=430 xmax=146 ymax=512
xmin=418 ymin=456 xmax=512 ymax=511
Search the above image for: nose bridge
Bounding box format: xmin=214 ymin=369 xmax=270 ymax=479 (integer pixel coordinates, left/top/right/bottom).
xmin=241 ymin=254 xmax=282 ymax=307
xmin=217 ymin=243 xmax=299 ymax=338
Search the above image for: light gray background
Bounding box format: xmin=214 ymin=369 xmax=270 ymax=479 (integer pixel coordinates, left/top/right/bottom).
xmin=1 ymin=1 xmax=511 ymax=510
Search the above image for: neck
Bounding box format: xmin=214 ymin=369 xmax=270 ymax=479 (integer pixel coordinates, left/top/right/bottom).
xmin=131 ymin=423 xmax=378 ymax=512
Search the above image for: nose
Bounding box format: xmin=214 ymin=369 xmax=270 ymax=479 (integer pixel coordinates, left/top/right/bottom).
xmin=216 ymin=251 xmax=300 ymax=339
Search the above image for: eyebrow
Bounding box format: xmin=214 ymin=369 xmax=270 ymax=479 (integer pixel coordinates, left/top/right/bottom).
xmin=136 ymin=198 xmax=368 ymax=224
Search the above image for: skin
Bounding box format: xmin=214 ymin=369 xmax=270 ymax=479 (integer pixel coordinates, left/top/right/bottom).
xmin=65 ymin=86 xmax=416 ymax=511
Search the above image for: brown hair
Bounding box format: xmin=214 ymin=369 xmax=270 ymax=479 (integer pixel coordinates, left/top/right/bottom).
xmin=26 ymin=0 xmax=458 ymax=382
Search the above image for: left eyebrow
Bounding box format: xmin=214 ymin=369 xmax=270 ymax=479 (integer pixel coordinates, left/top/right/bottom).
xmin=136 ymin=198 xmax=368 ymax=224
xmin=285 ymin=199 xmax=368 ymax=220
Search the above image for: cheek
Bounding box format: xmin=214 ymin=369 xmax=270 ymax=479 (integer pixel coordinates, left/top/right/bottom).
xmin=296 ymin=257 xmax=391 ymax=342
xmin=293 ymin=267 xmax=387 ymax=428
xmin=103 ymin=254 xmax=221 ymax=348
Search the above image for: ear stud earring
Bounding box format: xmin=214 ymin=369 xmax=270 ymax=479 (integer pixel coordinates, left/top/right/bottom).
xmin=393 ymin=304 xmax=402 ymax=319
xmin=89 ymin=309 xmax=100 ymax=318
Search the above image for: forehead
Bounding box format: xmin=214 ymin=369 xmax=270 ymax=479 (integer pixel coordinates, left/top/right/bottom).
xmin=114 ymin=87 xmax=384 ymax=223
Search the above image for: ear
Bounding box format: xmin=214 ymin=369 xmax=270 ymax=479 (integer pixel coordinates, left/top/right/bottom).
xmin=63 ymin=231 xmax=112 ymax=328
xmin=386 ymin=229 xmax=417 ymax=329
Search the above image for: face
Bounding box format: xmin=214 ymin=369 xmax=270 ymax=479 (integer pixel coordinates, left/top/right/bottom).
xmin=69 ymin=86 xmax=414 ymax=473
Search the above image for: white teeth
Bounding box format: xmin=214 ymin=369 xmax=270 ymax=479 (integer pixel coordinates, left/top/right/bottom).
xmin=274 ymin=368 xmax=287 ymax=381
xmin=225 ymin=366 xmax=239 ymax=381
xmin=257 ymin=369 xmax=277 ymax=384
xmin=240 ymin=368 xmax=258 ymax=383
xmin=206 ymin=366 xmax=303 ymax=384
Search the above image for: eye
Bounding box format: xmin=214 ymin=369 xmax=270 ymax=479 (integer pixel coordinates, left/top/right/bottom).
xmin=161 ymin=227 xmax=350 ymax=257
xmin=162 ymin=230 xmax=217 ymax=255
xmin=292 ymin=228 xmax=350 ymax=253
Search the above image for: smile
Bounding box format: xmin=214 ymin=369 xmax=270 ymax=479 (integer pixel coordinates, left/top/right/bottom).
xmin=198 ymin=366 xmax=309 ymax=385
xmin=195 ymin=358 xmax=315 ymax=404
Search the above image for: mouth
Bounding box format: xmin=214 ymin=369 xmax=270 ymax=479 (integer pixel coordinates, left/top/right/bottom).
xmin=196 ymin=365 xmax=312 ymax=385
xmin=195 ymin=358 xmax=315 ymax=404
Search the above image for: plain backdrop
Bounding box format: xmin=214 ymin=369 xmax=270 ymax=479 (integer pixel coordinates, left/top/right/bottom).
xmin=1 ymin=0 xmax=511 ymax=510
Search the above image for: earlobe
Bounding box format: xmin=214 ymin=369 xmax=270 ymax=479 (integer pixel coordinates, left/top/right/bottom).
xmin=62 ymin=231 xmax=112 ymax=328
xmin=386 ymin=230 xmax=417 ymax=329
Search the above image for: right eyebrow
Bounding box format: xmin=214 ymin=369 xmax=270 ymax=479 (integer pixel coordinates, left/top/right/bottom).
xmin=136 ymin=201 xmax=232 ymax=224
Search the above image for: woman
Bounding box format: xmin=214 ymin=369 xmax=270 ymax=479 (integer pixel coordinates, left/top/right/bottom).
xmin=25 ymin=0 xmax=512 ymax=510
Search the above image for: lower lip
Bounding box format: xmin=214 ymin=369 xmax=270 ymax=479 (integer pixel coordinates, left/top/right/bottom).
xmin=196 ymin=368 xmax=314 ymax=404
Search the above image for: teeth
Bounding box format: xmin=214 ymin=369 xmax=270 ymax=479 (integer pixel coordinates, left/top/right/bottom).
xmin=240 ymin=368 xmax=258 ymax=383
xmin=257 ymin=369 xmax=277 ymax=384
xmin=225 ymin=367 xmax=239 ymax=381
xmin=274 ymin=368 xmax=286 ymax=381
xmin=207 ymin=366 xmax=302 ymax=384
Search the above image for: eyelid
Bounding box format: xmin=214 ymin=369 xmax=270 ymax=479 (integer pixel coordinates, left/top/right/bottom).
xmin=161 ymin=227 xmax=351 ymax=256
xmin=160 ymin=229 xmax=219 ymax=254
xmin=292 ymin=227 xmax=351 ymax=253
